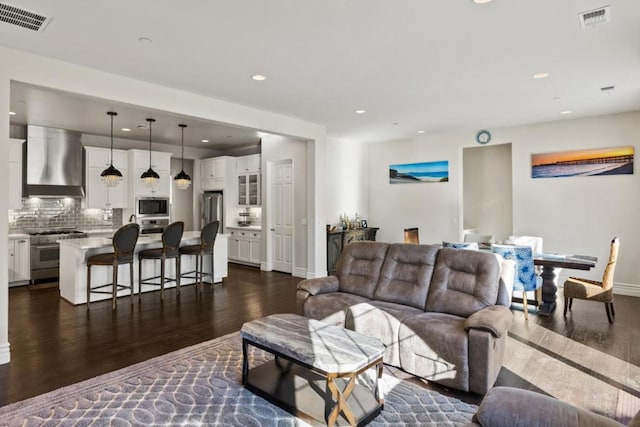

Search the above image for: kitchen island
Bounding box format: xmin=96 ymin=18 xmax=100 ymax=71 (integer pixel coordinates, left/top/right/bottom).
xmin=58 ymin=231 xmax=228 ymax=305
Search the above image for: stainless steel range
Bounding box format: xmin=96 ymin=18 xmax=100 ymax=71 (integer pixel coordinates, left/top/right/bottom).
xmin=26 ymin=229 xmax=88 ymax=281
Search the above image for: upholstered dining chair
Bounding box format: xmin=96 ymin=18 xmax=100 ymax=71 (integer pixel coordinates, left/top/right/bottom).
xmin=564 ymin=237 xmax=619 ymax=323
xmin=86 ymin=223 xmax=140 ymax=310
xmin=138 ymin=221 xmax=185 ymax=301
xmin=179 ymin=220 xmax=220 ymax=293
xmin=491 ymin=244 xmax=542 ymax=320
xmin=442 ymin=241 xmax=479 ymax=250
xmin=404 ymin=227 xmax=419 ymax=244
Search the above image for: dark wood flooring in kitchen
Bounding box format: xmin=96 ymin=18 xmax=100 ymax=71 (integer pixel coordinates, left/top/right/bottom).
xmin=1 ymin=264 xmax=639 ymax=422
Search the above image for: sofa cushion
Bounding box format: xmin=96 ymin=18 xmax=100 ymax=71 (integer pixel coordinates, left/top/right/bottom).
xmin=347 ymin=300 xmax=423 ymax=367
xmin=337 ymin=241 xmax=390 ymax=299
xmin=374 ymin=243 xmax=440 ymax=310
xmin=399 ymin=312 xmax=470 ymax=391
xmin=302 ymin=292 xmax=371 ymax=326
xmin=426 ymin=248 xmax=501 ymax=318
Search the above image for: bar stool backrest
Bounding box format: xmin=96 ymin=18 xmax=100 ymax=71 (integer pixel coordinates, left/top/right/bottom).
xmin=162 ymin=221 xmax=185 ymax=252
xmin=201 ymin=221 xmax=219 ymax=251
xmin=113 ymin=223 xmax=140 ymax=262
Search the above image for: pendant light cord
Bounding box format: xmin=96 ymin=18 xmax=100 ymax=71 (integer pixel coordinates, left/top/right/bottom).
xmin=109 ymin=113 xmax=114 ymax=165
xmin=181 ymin=125 xmax=185 ymax=170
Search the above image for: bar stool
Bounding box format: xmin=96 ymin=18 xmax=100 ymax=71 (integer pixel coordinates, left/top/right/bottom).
xmin=138 ymin=221 xmax=184 ymax=301
xmin=179 ymin=221 xmax=219 ymax=293
xmin=87 ymin=223 xmax=140 ymax=310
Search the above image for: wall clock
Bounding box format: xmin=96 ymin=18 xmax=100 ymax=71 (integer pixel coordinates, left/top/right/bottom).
xmin=476 ymin=130 xmax=491 ymax=145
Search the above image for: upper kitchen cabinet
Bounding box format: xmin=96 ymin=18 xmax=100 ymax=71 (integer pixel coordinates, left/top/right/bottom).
xmin=236 ymin=154 xmax=261 ymax=206
xmin=201 ymin=156 xmax=235 ymax=191
xmin=236 ymin=154 xmax=260 ymax=174
xmin=129 ymin=149 xmax=171 ymax=198
xmin=85 ymin=146 xmax=129 ymax=209
xmin=8 ymin=138 xmax=24 ymax=210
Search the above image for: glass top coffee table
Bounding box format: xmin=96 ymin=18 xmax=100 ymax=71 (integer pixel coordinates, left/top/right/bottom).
xmin=240 ymin=313 xmax=385 ymax=426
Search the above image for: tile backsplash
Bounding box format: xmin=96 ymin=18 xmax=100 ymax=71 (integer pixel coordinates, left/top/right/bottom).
xmin=8 ymin=198 xmax=122 ymax=232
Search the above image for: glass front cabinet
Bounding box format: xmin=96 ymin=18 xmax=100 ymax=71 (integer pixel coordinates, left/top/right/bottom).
xmin=238 ymin=173 xmax=260 ymax=206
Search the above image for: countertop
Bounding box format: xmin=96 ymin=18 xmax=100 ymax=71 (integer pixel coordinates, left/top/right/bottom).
xmin=59 ymin=231 xmax=227 ymax=250
xmin=8 ymin=233 xmax=29 ymax=239
xmin=226 ymin=226 xmax=262 ymax=231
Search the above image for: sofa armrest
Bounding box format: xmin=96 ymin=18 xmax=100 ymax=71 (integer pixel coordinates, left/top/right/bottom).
xmin=472 ymin=386 xmax=623 ymax=427
xmin=297 ymin=276 xmax=340 ymax=296
xmin=464 ymin=305 xmax=512 ymax=338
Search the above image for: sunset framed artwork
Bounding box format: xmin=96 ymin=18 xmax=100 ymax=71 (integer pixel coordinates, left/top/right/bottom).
xmin=389 ymin=160 xmax=449 ymax=184
xmin=531 ymin=146 xmax=634 ymax=179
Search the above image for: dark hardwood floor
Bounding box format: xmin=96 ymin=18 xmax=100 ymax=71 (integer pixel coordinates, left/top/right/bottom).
xmin=0 ymin=264 xmax=301 ymax=407
xmin=1 ymin=264 xmax=639 ymax=422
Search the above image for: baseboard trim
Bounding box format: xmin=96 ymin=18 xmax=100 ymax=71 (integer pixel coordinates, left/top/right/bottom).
xmin=613 ymin=282 xmax=640 ymax=297
xmin=292 ymin=267 xmax=307 ymax=279
xmin=0 ymin=342 xmax=10 ymax=365
xmin=305 ymin=270 xmax=328 ymax=279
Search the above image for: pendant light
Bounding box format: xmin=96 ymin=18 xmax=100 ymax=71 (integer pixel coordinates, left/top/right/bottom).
xmin=140 ymin=118 xmax=160 ymax=185
xmin=174 ymin=124 xmax=192 ymax=189
xmin=101 ymin=111 xmax=123 ymax=187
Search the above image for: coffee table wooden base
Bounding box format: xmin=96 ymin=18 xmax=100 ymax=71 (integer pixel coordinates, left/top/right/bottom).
xmin=243 ymin=338 xmax=384 ymax=426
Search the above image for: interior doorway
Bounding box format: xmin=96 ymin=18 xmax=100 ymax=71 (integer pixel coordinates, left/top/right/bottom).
xmin=267 ymin=159 xmax=293 ymax=273
xmin=462 ymin=143 xmax=513 ymax=243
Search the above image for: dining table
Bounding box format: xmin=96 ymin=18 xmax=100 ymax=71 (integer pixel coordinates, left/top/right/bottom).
xmin=533 ymin=254 xmax=598 ymax=316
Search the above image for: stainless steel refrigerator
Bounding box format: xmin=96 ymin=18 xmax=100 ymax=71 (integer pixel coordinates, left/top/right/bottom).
xmin=201 ymin=191 xmax=224 ymax=231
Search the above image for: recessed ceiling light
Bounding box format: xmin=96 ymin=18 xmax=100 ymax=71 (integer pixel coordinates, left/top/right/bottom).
xmin=354 ymin=109 xmax=366 ymax=114
xmin=417 ymin=130 xmax=425 ymax=134
xmin=137 ymin=124 xmax=147 ymax=129
xmin=560 ymin=110 xmax=573 ymax=115
xmin=251 ymin=74 xmax=266 ymax=81
xmin=9 ymin=111 xmax=16 ymax=115
xmin=138 ymin=37 xmax=152 ymax=43
xmin=201 ymin=139 xmax=209 ymax=143
xmin=121 ymin=128 xmax=131 ymax=132
xmin=533 ymin=72 xmax=550 ymax=79
xmin=472 ymin=0 xmax=493 ymax=3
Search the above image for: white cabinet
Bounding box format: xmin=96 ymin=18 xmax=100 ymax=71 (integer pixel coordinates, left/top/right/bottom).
xmin=236 ymin=154 xmax=261 ymax=206
xmin=227 ymin=228 xmax=261 ymax=266
xmin=8 ymin=237 xmax=30 ymax=283
xmin=236 ymin=154 xmax=260 ymax=174
xmin=9 ymin=139 xmax=24 ymax=210
xmin=85 ymin=146 xmax=128 ymax=209
xmin=201 ymin=157 xmax=228 ymax=190
xmin=129 ymin=149 xmax=171 ymax=199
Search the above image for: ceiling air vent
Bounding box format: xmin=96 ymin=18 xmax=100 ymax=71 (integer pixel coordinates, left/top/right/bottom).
xmin=0 ymin=2 xmax=51 ymax=32
xmin=579 ymin=5 xmax=610 ymax=29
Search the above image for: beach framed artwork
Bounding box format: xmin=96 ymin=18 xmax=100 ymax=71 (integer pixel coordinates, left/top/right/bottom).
xmin=389 ymin=160 xmax=449 ymax=184
xmin=531 ymin=146 xmax=634 ymax=179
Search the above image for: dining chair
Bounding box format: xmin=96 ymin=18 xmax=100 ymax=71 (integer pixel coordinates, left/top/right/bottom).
xmin=179 ymin=221 xmax=220 ymax=293
xmin=491 ymin=244 xmax=542 ymax=320
xmin=86 ymin=223 xmax=140 ymax=310
xmin=442 ymin=241 xmax=479 ymax=250
xmin=563 ymin=237 xmax=619 ymax=323
xmin=505 ymin=235 xmax=544 ymax=302
xmin=138 ymin=221 xmax=185 ymax=301
xmin=403 ymin=227 xmax=419 ymax=244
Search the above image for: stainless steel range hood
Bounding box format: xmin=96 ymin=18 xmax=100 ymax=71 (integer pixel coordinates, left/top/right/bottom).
xmin=25 ymin=125 xmax=85 ymax=198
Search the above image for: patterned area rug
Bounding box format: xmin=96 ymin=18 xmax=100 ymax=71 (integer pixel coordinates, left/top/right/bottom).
xmin=0 ymin=332 xmax=477 ymax=426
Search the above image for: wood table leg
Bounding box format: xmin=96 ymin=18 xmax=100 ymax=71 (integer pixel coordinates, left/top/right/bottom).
xmin=327 ymin=373 xmax=357 ymax=427
xmin=538 ymin=265 xmax=558 ymax=316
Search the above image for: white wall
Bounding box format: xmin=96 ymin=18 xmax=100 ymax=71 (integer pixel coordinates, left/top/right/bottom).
xmin=0 ymin=46 xmax=328 ymax=364
xmin=368 ymin=111 xmax=640 ymax=294
xmin=261 ymin=135 xmax=308 ymax=276
xmin=325 ymin=138 xmax=369 ymax=227
xmin=463 ymin=143 xmax=513 ymax=242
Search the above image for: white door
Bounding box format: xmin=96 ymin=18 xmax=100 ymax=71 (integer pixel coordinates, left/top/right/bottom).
xmin=271 ymin=160 xmax=293 ymax=273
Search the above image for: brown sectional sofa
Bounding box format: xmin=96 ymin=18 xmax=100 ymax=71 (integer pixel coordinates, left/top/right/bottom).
xmin=296 ymin=241 xmax=514 ymax=395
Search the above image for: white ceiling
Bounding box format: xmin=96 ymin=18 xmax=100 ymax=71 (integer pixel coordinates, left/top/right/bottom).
xmin=2 ymin=0 xmax=640 ymax=146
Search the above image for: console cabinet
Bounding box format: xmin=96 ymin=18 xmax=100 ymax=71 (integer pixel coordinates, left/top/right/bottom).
xmin=326 ymin=228 xmax=379 ymax=275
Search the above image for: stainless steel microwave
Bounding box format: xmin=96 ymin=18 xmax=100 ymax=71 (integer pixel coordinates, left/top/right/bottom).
xmin=136 ymin=197 xmax=169 ymax=217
